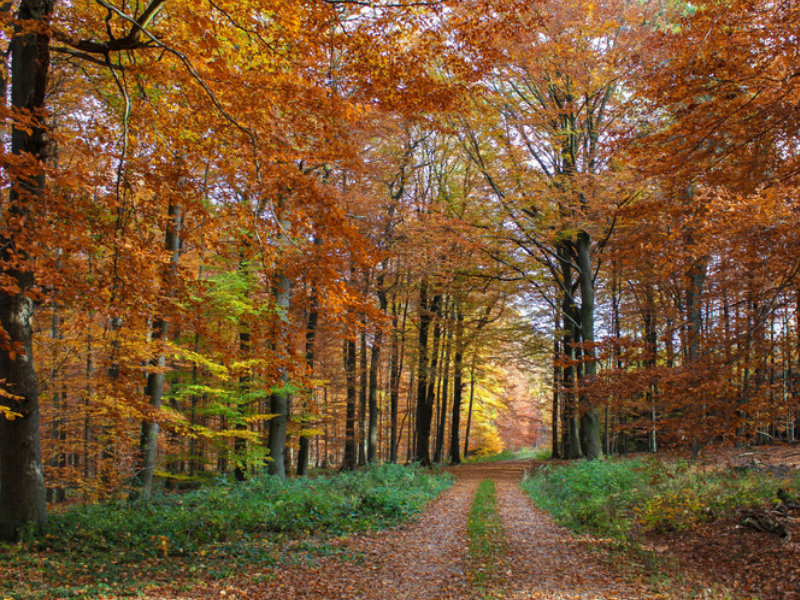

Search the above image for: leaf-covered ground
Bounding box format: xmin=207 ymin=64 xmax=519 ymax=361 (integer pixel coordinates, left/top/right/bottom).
xmin=153 ymin=452 xmax=797 ymax=599
xmin=5 ymin=449 xmax=798 ymax=600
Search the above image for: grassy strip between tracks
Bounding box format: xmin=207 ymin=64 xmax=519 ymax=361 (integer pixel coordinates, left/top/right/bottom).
xmin=467 ymin=479 xmax=507 ymax=598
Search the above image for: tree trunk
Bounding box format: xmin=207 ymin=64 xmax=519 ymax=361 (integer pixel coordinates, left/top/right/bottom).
xmin=434 ymin=301 xmax=451 ymax=464
xmin=576 ymin=231 xmax=602 ymax=459
xmin=552 ymin=313 xmax=561 ymax=459
xmin=449 ymin=305 xmax=464 ymax=465
xmin=0 ymin=0 xmax=54 ymax=540
xmin=463 ymin=363 xmax=476 ymax=459
xmin=267 ymin=270 xmax=291 ymax=479
xmin=388 ymin=290 xmax=407 ymax=464
xmin=234 ymin=327 xmax=250 ymax=482
xmin=687 ymin=257 xmax=707 ymax=456
xmin=643 ymin=284 xmax=658 ymax=453
xmin=297 ymin=286 xmax=319 ymax=477
xmin=342 ymin=337 xmax=358 ymax=470
xmin=357 ymin=319 xmax=368 ymax=467
xmin=140 ymin=204 xmax=181 ymax=495
xmin=368 ymin=272 xmax=386 ymax=464
xmin=414 ymin=281 xmax=434 ymax=465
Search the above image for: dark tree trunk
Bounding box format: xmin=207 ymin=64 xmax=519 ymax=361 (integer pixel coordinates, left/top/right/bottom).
xmin=358 ymin=321 xmax=367 ymax=467
xmin=644 ymin=285 xmax=658 ymax=453
xmin=449 ymin=306 xmax=464 ymax=465
xmin=577 ymin=231 xmax=601 ymax=459
xmin=463 ymin=363 xmax=476 ymax=459
xmin=434 ymin=301 xmax=451 ymax=464
xmin=297 ymin=289 xmax=318 ymax=477
xmin=234 ymin=328 xmax=250 ymax=482
xmin=414 ymin=281 xmax=434 ymax=465
xmin=388 ymin=294 xmax=403 ymax=463
xmin=558 ymin=243 xmax=582 ymax=460
xmin=551 ymin=313 xmax=561 ymax=459
xmin=0 ymin=0 xmax=54 ymax=541
xmin=342 ymin=337 xmax=358 ymax=470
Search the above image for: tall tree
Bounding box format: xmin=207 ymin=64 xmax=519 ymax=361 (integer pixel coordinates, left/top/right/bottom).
xmin=0 ymin=0 xmax=55 ymax=540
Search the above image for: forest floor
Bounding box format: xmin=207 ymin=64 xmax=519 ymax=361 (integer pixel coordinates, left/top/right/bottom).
xmin=142 ymin=445 xmax=800 ymax=600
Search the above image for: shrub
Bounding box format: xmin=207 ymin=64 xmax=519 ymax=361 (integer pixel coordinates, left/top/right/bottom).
xmin=522 ymin=456 xmax=800 ymax=540
xmin=37 ymin=464 xmax=452 ymax=558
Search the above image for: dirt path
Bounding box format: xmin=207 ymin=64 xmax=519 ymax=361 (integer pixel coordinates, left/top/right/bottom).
xmin=150 ymin=475 xmax=478 ymax=600
xmin=494 ymin=476 xmax=647 ymax=599
xmin=149 ymin=462 xmax=682 ymax=600
xmin=454 ymin=461 xmax=661 ymax=600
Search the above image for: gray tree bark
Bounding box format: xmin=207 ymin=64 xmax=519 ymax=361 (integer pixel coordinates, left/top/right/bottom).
xmin=140 ymin=204 xmax=181 ymax=496
xmin=0 ymin=0 xmax=55 ymax=541
xmin=577 ymin=231 xmax=602 ymax=460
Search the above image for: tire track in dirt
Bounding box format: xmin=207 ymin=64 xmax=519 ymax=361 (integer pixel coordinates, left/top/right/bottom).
xmin=494 ymin=477 xmax=650 ymax=600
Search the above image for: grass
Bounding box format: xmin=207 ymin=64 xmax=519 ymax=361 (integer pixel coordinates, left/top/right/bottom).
xmin=521 ymin=455 xmax=800 ymax=597
xmin=467 ymin=479 xmax=506 ymax=597
xmin=0 ymin=464 xmax=452 ymax=600
xmin=521 ymin=455 xmax=800 ymax=540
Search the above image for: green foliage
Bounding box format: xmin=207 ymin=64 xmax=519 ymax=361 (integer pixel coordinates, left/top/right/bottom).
xmin=521 ymin=457 xmax=800 ymax=540
xmin=522 ymin=457 xmax=651 ymax=538
xmin=262 ymin=464 xmax=452 ymax=535
xmin=39 ymin=464 xmax=450 ymax=557
xmin=0 ymin=465 xmax=451 ymax=599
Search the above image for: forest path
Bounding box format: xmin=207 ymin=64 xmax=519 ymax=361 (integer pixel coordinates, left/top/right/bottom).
xmin=154 ymin=471 xmax=478 ymax=600
xmin=487 ymin=464 xmax=651 ymax=600
xmin=153 ymin=462 xmax=672 ymax=600
xmin=451 ymin=460 xmax=656 ymax=600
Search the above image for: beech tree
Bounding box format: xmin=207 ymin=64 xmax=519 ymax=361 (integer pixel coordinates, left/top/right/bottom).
xmin=0 ymin=0 xmax=55 ymax=540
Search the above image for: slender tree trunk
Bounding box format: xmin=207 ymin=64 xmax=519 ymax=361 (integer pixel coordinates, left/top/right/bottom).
xmin=357 ymin=320 xmax=367 ymax=466
xmin=141 ymin=204 xmax=181 ymax=495
xmin=297 ymin=287 xmax=319 ymax=476
xmin=234 ymin=327 xmax=250 ymax=482
xmin=0 ymin=0 xmax=54 ymax=540
xmin=687 ymin=258 xmax=707 ymax=456
xmin=388 ymin=291 xmax=407 ymax=464
xmin=552 ymin=310 xmax=561 ymax=459
xmin=414 ymin=281 xmax=435 ymax=465
xmin=463 ymin=362 xmax=476 ymax=459
xmin=342 ymin=338 xmax=358 ymax=470
xmin=47 ymin=295 xmax=65 ymax=504
xmin=421 ymin=294 xmax=442 ymax=464
xmin=434 ymin=301 xmax=451 ymax=463
xmin=643 ymin=284 xmax=658 ymax=453
xmin=368 ymin=272 xmax=386 ymax=464
xmin=449 ymin=305 xmax=464 ymax=465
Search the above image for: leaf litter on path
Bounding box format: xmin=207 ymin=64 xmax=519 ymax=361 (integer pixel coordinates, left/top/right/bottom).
xmin=147 ymin=460 xmax=760 ymax=600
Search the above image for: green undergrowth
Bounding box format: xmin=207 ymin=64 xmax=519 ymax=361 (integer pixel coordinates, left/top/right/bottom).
xmin=0 ymin=464 xmax=452 ymax=600
xmin=522 ymin=456 xmax=800 ymax=540
xmin=467 ymin=479 xmax=507 ymax=597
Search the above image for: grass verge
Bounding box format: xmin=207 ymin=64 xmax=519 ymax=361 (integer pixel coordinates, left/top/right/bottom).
xmin=521 ymin=456 xmax=800 ymax=539
xmin=467 ymin=479 xmax=507 ymax=598
xmin=0 ymin=464 xmax=452 ymax=600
